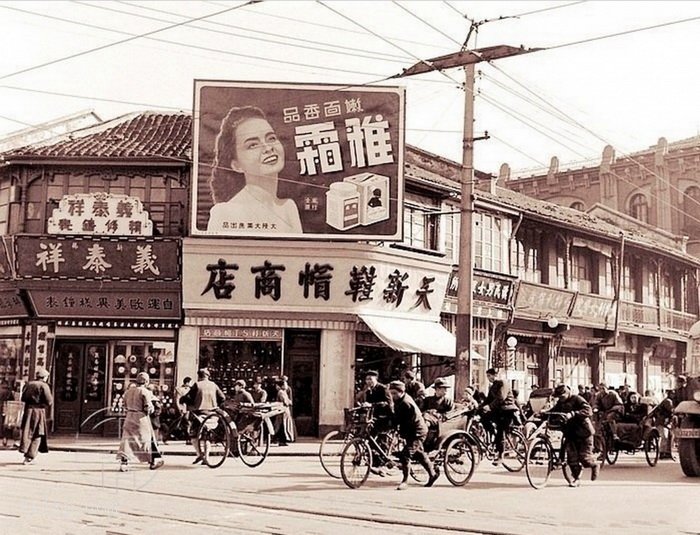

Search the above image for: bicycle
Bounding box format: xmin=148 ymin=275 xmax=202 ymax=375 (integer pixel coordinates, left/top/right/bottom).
xmin=465 ymin=412 xmax=527 ymax=472
xmin=524 ymin=412 xmax=575 ymax=489
xmin=197 ymin=402 xmax=284 ymax=469
xmin=339 ymin=406 xmax=476 ymax=489
xmin=319 ymin=406 xmax=370 ymax=479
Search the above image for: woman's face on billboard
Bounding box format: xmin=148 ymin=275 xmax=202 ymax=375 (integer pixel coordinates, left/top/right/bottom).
xmin=230 ymin=117 xmax=285 ymax=178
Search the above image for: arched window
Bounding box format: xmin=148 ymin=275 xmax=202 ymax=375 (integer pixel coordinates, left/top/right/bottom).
xmin=629 ymin=193 xmax=649 ymax=223
xmin=683 ymin=186 xmax=700 ymax=231
xmin=570 ymin=201 xmax=585 ymax=211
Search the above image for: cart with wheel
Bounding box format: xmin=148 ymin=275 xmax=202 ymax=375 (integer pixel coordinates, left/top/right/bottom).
xmin=599 ymin=413 xmax=660 ymax=467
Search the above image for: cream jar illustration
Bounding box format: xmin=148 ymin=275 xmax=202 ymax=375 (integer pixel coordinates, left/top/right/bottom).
xmin=326 ymin=182 xmax=360 ymax=230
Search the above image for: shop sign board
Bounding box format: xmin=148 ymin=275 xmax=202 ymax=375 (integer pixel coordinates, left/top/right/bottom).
xmin=446 ymin=268 xmax=515 ymax=307
xmin=183 ymin=243 xmax=450 ymax=321
xmin=201 ymin=327 xmax=283 ymax=341
xmin=15 ymin=236 xmax=180 ymax=281
xmin=0 ymin=238 xmax=13 ymax=280
xmin=514 ymin=281 xmax=575 ymax=320
xmin=570 ymin=293 xmax=615 ymax=327
xmin=28 ymin=289 xmax=181 ymax=319
xmin=0 ymin=290 xmax=26 ymax=318
xmin=191 ymin=80 xmax=404 ymax=240
xmin=47 ymin=193 xmax=153 ymax=236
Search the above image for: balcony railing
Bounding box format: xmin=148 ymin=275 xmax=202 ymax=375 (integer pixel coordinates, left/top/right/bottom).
xmin=660 ymin=308 xmax=697 ymax=332
xmin=619 ymin=301 xmax=658 ymax=327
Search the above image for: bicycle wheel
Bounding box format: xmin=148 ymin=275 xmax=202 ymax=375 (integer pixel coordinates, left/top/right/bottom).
xmin=409 ymin=460 xmax=429 ymax=484
xmin=443 ymin=437 xmax=476 ymax=486
xmin=237 ymin=420 xmax=271 ymax=468
xmin=604 ymin=437 xmax=619 ymax=465
xmin=559 ymin=440 xmax=574 ymax=486
xmin=198 ymin=413 xmax=231 ymax=469
xmin=319 ymin=430 xmax=348 ymax=479
xmin=525 ymin=437 xmax=553 ymax=489
xmin=340 ymin=438 xmax=372 ymax=489
xmin=502 ymin=429 xmax=527 ymax=472
xmin=644 ymin=428 xmax=660 ymax=467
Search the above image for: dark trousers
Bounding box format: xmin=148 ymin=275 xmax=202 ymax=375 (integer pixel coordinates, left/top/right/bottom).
xmin=399 ymin=436 xmax=434 ymax=481
xmin=565 ymin=434 xmax=596 ymax=477
xmin=483 ymin=410 xmax=516 ymax=454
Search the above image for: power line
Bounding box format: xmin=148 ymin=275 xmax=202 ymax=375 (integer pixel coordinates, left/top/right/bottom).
xmin=0 ymin=1 xmax=259 ymax=82
xmin=391 ymin=1 xmax=463 ymax=48
xmin=509 ymin=1 xmax=587 ymax=19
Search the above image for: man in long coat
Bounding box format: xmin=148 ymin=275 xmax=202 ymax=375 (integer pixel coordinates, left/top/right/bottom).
xmin=19 ymin=368 xmax=53 ymax=465
xmin=117 ymin=372 xmax=163 ymax=471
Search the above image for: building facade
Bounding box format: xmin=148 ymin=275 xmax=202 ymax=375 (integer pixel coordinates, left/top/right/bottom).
xmin=1 ymin=112 xmax=698 ymax=438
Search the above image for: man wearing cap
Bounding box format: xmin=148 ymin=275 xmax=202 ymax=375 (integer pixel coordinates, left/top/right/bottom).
xmin=181 ymin=368 xmax=226 ymax=465
xmin=388 ymin=380 xmax=439 ymax=490
xmin=480 ymin=368 xmax=519 ymax=464
xmin=356 ymin=370 xmax=392 ymax=421
xmin=19 ymin=368 xmax=53 ymax=465
xmin=594 ymin=383 xmax=624 ymax=442
xmin=423 ymin=377 xmax=455 ymax=416
xmin=403 ymin=370 xmax=426 ymax=410
xmin=549 ymin=384 xmax=599 ymax=485
xmin=117 ymin=372 xmax=164 ymax=471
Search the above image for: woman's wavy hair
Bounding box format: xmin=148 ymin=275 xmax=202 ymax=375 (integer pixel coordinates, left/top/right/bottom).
xmin=209 ymin=105 xmax=268 ymax=204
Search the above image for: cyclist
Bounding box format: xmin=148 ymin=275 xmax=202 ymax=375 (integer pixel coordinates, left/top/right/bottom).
xmin=356 ymin=370 xmax=393 ymax=475
xmin=388 ymin=381 xmax=439 ymax=490
xmin=548 ymin=384 xmax=599 ymax=486
xmin=403 ymin=370 xmax=426 ymax=410
xmin=480 ymin=368 xmax=519 ymax=465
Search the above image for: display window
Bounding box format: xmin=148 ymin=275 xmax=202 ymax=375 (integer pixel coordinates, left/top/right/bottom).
xmin=109 ymin=341 xmax=176 ymax=413
xmin=199 ymin=340 xmax=282 ymax=397
xmin=0 ymin=338 xmax=22 ymax=397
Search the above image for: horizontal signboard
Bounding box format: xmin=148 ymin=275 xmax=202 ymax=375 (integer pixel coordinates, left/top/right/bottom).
xmin=191 ymin=80 xmax=404 ymax=240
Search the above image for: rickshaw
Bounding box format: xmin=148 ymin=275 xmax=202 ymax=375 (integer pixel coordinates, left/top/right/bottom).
xmin=339 ymin=405 xmax=477 ymax=489
xmin=599 ymin=410 xmax=660 ymax=467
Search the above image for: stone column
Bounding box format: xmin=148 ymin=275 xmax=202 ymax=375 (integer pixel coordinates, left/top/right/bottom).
xmin=176 ymin=325 xmax=199 ymax=385
xmin=318 ymin=329 xmax=355 ymax=435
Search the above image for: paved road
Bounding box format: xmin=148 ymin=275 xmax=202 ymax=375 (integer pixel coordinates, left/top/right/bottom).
xmin=0 ymin=449 xmax=696 ymax=534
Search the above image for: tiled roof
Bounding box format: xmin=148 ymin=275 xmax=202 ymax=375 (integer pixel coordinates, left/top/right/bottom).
xmin=2 ymin=111 xmax=191 ymax=162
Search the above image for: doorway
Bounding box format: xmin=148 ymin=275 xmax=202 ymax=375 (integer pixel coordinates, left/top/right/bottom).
xmin=53 ymin=341 xmax=107 ymax=434
xmin=284 ymin=330 xmax=320 ymax=437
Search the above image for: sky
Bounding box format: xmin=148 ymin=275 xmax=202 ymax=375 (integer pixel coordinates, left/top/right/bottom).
xmin=0 ymin=0 xmax=699 ymax=178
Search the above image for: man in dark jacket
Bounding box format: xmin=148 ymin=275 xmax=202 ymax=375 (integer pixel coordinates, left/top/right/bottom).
xmin=549 ymin=384 xmax=600 ymax=485
xmin=403 ymin=370 xmax=426 ymax=410
xmin=181 ymin=369 xmax=226 ymax=465
xmin=480 ymin=368 xmax=519 ymax=464
xmin=356 ymin=370 xmax=392 ymax=423
xmin=19 ymin=368 xmax=53 ymax=465
xmin=388 ymin=381 xmax=438 ymax=490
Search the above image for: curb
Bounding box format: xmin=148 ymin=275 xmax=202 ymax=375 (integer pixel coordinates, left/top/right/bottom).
xmin=50 ymin=445 xmax=318 ymax=457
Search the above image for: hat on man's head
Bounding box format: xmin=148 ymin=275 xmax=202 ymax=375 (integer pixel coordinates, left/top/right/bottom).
xmin=35 ymin=368 xmax=49 ymax=380
xmin=404 ymin=370 xmax=416 ymax=380
xmin=234 ymin=379 xmax=246 ymax=388
xmin=364 ymin=370 xmax=379 ymax=378
xmin=434 ymin=377 xmax=451 ymax=389
xmin=136 ymin=372 xmax=149 ymax=385
xmin=486 ymin=368 xmax=497 ymax=376
xmin=553 ymin=384 xmax=570 ymax=397
xmin=388 ymin=380 xmax=405 ymax=393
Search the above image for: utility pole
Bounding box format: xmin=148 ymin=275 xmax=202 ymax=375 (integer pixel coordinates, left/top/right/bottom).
xmin=395 ymin=42 xmax=542 ymax=396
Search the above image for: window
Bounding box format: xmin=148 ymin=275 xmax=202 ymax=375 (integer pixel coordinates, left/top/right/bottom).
xmin=441 ymin=204 xmax=460 ymax=263
xmin=683 ymin=186 xmax=700 ymax=232
xmin=642 ymin=264 xmax=657 ymax=306
xmin=570 ymin=201 xmax=585 ymax=211
xmin=511 ymin=227 xmax=542 ymax=283
xmin=402 ymin=204 xmax=438 ymax=251
xmin=570 ymin=247 xmax=592 ymax=294
xmin=474 ymin=213 xmax=508 ymax=272
xmin=554 ymin=239 xmax=566 ymax=288
xmin=629 ymin=193 xmax=649 ymax=223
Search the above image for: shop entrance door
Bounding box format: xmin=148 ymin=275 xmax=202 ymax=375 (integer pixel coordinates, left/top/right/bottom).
xmin=53 ymin=341 xmax=107 ymax=434
xmin=285 ymin=330 xmax=320 ymax=437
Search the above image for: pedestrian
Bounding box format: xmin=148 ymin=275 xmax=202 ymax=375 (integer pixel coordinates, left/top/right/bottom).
xmin=18 ymin=368 xmax=53 ymax=465
xmin=403 ymin=370 xmax=426 ymax=410
xmin=181 ymin=368 xmax=226 ymax=465
xmin=251 ymin=377 xmax=268 ymax=403
xmin=388 ymin=380 xmax=439 ymax=490
xmin=274 ymin=379 xmax=295 ymax=446
xmin=174 ymin=376 xmax=192 ymax=414
xmin=548 ymin=384 xmax=599 ymax=486
xmin=116 ymin=372 xmax=164 ymax=472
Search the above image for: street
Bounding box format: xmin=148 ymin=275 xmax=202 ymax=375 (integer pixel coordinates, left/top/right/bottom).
xmin=0 ymin=448 xmax=696 ymax=534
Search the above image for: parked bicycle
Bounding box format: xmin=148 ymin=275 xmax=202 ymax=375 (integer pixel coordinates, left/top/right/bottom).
xmin=197 ymin=402 xmax=285 ymax=469
xmin=524 ymin=411 xmax=575 ymax=489
xmin=339 ymin=405 xmax=476 ymax=489
xmin=465 ymin=413 xmax=527 ymax=471
xmin=319 ymin=406 xmax=370 ymax=479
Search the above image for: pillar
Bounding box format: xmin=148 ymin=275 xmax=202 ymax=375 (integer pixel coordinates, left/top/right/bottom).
xmin=176 ymin=325 xmax=199 ymax=386
xmin=318 ymin=329 xmax=355 ymax=435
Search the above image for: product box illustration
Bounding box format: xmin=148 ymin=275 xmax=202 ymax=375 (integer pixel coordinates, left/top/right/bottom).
xmin=343 ymin=172 xmax=390 ymax=226
xmin=326 ymin=182 xmax=360 ymax=230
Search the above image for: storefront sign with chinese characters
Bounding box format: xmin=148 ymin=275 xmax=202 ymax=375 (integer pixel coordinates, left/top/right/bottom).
xmin=0 ymin=238 xmax=13 ymax=280
xmin=0 ymin=290 xmax=27 ymax=318
xmin=15 ymin=236 xmax=180 ymax=281
xmin=28 ymin=289 xmax=181 ymax=319
xmin=570 ymin=294 xmax=616 ymax=327
xmin=446 ymin=268 xmax=515 ymax=307
xmin=201 ymin=328 xmax=284 ymax=341
xmin=48 ymin=193 xmax=153 ymax=236
xmin=514 ymin=281 xmax=575 ymax=320
xmin=184 ymin=241 xmax=450 ymax=320
xmin=191 ymin=81 xmax=404 ymax=240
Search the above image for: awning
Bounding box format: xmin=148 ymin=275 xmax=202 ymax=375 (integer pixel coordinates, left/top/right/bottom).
xmin=360 ymin=314 xmax=456 ymax=357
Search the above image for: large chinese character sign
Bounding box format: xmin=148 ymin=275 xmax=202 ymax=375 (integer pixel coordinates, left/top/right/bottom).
xmin=191 ymin=80 xmax=405 ymax=240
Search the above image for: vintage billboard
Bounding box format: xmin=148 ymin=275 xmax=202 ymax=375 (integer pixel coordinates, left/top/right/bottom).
xmin=191 ymin=80 xmax=405 ymax=240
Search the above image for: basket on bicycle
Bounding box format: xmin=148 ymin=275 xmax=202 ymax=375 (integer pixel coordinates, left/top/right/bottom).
xmin=344 ymin=405 xmax=374 ymax=433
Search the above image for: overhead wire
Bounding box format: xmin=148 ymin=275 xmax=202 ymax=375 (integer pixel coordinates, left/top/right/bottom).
xmin=508 ymin=1 xmax=588 ymax=18
xmin=0 ymin=1 xmax=258 ymax=82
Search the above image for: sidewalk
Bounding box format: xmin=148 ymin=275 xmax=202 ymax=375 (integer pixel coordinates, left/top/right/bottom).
xmin=45 ymin=435 xmax=321 ymax=457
